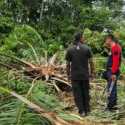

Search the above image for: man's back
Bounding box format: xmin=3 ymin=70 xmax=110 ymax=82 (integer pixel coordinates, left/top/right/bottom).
xmin=66 ymin=43 xmax=92 ymax=80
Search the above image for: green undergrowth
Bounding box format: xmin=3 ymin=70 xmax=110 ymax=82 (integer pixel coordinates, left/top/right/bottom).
xmin=0 ymin=58 xmax=125 ymax=125
xmin=88 ymin=81 xmax=125 ymax=125
xmin=0 ymin=67 xmax=81 ymax=125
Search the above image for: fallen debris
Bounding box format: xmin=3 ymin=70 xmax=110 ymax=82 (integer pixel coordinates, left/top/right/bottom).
xmin=0 ymin=53 xmax=70 ymax=91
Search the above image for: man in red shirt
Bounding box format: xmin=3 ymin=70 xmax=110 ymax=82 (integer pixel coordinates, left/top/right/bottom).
xmin=105 ymin=34 xmax=122 ymax=111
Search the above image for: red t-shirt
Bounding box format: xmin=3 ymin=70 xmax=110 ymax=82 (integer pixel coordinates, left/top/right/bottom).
xmin=111 ymin=43 xmax=122 ymax=74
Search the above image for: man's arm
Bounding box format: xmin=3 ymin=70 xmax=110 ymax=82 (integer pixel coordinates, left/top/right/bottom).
xmin=89 ymin=58 xmax=95 ymax=78
xmin=88 ymin=47 xmax=95 ymax=78
xmin=66 ymin=61 xmax=71 ymax=81
xmin=111 ymin=45 xmax=121 ymax=81
xmin=65 ymin=49 xmax=72 ymax=81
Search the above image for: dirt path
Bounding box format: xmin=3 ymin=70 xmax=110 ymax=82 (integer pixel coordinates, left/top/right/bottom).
xmin=69 ymin=118 xmax=115 ymax=125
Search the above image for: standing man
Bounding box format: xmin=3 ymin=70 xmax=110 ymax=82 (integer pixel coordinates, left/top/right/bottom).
xmin=65 ymin=32 xmax=94 ymax=116
xmin=104 ymin=34 xmax=122 ymax=111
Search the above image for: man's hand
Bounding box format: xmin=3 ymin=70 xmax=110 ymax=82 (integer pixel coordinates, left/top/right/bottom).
xmin=90 ymin=73 xmax=95 ymax=81
xmin=66 ymin=62 xmax=71 ymax=83
xmin=67 ymin=75 xmax=71 ymax=83
xmin=111 ymin=74 xmax=116 ymax=81
xmin=90 ymin=70 xmax=96 ymax=79
xmin=107 ymin=92 xmax=111 ymax=97
xmin=89 ymin=58 xmax=95 ymax=80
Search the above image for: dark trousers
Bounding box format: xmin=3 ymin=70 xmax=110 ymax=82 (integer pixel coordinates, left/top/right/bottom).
xmin=107 ymin=70 xmax=119 ymax=109
xmin=71 ymin=80 xmax=90 ymax=114
xmin=107 ymin=80 xmax=117 ymax=109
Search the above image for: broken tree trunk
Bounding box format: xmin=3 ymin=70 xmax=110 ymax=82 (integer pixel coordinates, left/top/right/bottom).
xmin=0 ymin=86 xmax=82 ymax=125
xmin=0 ymin=53 xmax=71 ymax=90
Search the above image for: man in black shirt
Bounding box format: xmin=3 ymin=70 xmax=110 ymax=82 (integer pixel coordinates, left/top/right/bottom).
xmin=65 ymin=32 xmax=94 ymax=116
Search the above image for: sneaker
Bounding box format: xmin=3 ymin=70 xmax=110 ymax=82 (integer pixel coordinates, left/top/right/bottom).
xmin=104 ymin=107 xmax=110 ymax=112
xmin=80 ymin=112 xmax=86 ymax=117
xmin=104 ymin=107 xmax=117 ymax=112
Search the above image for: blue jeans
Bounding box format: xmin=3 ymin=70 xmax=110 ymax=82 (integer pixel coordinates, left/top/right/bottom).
xmin=107 ymin=70 xmax=119 ymax=109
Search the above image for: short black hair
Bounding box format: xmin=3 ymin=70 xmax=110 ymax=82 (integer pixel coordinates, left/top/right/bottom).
xmin=74 ymin=32 xmax=82 ymax=45
xmin=105 ymin=34 xmax=116 ymax=42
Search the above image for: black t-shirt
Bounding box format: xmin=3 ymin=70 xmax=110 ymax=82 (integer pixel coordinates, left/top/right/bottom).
xmin=65 ymin=43 xmax=92 ymax=80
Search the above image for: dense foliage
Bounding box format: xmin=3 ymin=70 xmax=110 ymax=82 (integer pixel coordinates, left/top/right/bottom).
xmin=0 ymin=0 xmax=125 ymax=125
xmin=0 ymin=0 xmax=125 ymax=56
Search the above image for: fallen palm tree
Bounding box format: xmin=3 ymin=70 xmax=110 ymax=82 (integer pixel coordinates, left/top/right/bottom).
xmin=0 ymin=86 xmax=115 ymax=125
xmin=0 ymin=86 xmax=85 ymax=125
xmin=0 ymin=53 xmax=123 ymax=125
xmin=0 ymin=52 xmax=108 ymax=96
xmin=0 ymin=52 xmax=71 ymax=92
